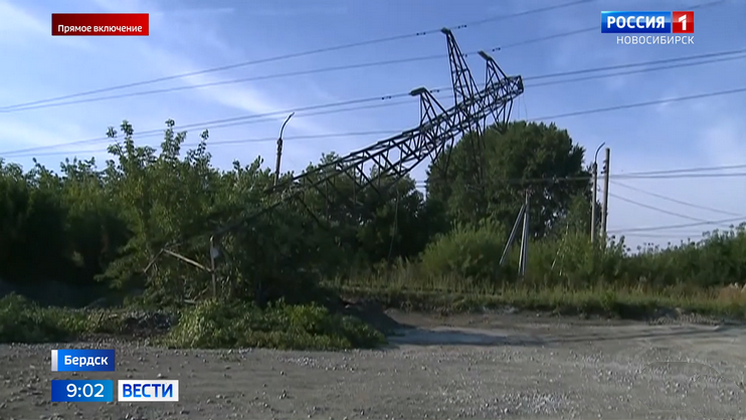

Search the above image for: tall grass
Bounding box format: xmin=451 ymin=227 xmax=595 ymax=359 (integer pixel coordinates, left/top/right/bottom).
xmin=328 ymin=223 xmax=746 ymax=318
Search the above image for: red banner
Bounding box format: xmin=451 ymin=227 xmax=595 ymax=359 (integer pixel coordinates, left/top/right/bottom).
xmin=51 ymin=13 xmax=149 ymax=36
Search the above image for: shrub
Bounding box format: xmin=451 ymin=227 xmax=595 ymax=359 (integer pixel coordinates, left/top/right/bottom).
xmin=420 ymin=220 xmax=509 ymax=284
xmin=523 ymin=232 xmax=627 ymax=289
xmin=0 ymin=293 xmax=130 ymax=343
xmin=0 ymin=294 xmax=76 ymax=343
xmin=166 ymin=299 xmax=386 ymax=350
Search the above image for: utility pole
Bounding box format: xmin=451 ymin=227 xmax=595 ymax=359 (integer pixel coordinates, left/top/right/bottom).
xmin=274 ymin=112 xmax=295 ymax=186
xmin=600 ymin=147 xmax=611 ymax=241
xmin=590 ymin=162 xmax=598 ymax=243
xmin=590 ymin=142 xmax=605 ymax=243
xmin=518 ymin=189 xmax=531 ymax=277
xmin=500 ymin=204 xmax=525 ymax=267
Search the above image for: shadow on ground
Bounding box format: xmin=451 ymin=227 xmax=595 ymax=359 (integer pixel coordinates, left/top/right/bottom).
xmin=386 ymin=326 xmax=545 ymax=347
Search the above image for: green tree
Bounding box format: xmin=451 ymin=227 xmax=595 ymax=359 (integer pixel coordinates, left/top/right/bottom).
xmin=59 ymin=157 xmax=130 ymax=287
xmin=100 ymin=120 xmax=225 ymax=304
xmin=427 ymin=121 xmax=590 ymax=238
xmin=0 ymin=160 xmax=70 ymax=286
xmin=294 ymin=154 xmax=432 ymax=267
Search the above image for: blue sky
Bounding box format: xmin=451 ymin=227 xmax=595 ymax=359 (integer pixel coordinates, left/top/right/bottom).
xmin=1 ymin=0 xmax=745 ymax=250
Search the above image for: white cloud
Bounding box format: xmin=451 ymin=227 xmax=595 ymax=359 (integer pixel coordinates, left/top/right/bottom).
xmin=0 ymin=1 xmax=46 ymax=37
xmin=127 ymin=42 xmax=332 ymax=137
xmin=0 ymin=0 xmax=93 ymax=50
xmin=84 ymin=0 xmax=333 ymax=138
xmin=0 ymin=119 xmax=88 ymax=148
xmin=0 ymin=0 xmax=343 ymax=176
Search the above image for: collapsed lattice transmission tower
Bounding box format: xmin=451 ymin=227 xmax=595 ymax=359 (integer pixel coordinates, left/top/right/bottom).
xmin=153 ymin=29 xmax=523 ymax=282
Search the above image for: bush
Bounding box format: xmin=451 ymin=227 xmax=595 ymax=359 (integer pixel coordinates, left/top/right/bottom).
xmin=0 ymin=294 xmax=79 ymax=343
xmin=166 ymin=299 xmax=386 ymax=350
xmin=420 ymin=220 xmax=509 ymax=284
xmin=522 ymin=232 xmax=627 ymax=289
xmin=0 ymin=293 xmax=130 ymax=343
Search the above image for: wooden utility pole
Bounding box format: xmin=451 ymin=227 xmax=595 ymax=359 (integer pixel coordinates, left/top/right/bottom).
xmin=600 ymin=147 xmax=611 ymax=241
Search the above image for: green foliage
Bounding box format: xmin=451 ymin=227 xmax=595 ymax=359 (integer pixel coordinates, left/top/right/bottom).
xmin=612 ymin=227 xmax=746 ymax=289
xmin=0 ymin=294 xmax=85 ymax=343
xmin=428 ymin=121 xmax=590 ymax=238
xmin=3 ymin=117 xmax=746 ymax=348
xmin=0 ymin=161 xmax=71 ymax=286
xmin=420 ymin=219 xmax=510 ymax=284
xmin=166 ymin=299 xmax=386 ymax=350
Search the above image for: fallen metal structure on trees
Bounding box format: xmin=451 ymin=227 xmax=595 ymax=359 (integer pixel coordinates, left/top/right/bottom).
xmin=146 ymin=29 xmax=524 ymax=296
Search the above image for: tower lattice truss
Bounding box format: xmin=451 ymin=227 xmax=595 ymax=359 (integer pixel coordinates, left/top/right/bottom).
xmin=153 ymin=28 xmax=524 ymax=277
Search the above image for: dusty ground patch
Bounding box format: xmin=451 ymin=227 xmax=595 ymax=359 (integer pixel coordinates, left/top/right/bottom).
xmin=1 ymin=311 xmax=745 ymax=420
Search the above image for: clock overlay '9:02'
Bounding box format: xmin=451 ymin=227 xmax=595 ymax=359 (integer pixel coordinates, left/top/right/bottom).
xmin=51 ymin=379 xmax=114 ymax=402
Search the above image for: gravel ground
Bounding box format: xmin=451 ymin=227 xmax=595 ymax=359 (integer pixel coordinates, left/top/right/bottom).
xmin=1 ymin=311 xmax=745 ymax=420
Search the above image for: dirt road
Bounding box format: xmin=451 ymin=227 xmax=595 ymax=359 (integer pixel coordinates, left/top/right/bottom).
xmin=2 ymin=311 xmax=745 ymax=420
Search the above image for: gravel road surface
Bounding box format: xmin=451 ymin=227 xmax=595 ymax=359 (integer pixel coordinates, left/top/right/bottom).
xmin=1 ymin=311 xmax=745 ymax=420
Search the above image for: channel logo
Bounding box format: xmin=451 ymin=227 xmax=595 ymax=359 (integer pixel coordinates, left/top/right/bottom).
xmin=672 ymin=11 xmax=694 ymax=33
xmin=117 ymin=380 xmax=179 ymax=402
xmin=601 ymin=11 xmax=694 ymax=34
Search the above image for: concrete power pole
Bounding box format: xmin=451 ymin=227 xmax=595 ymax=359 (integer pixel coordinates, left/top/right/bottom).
xmin=600 ymin=147 xmax=611 ymax=241
xmin=518 ymin=189 xmax=531 ymax=277
xmin=590 ymin=162 xmax=597 ymax=243
xmin=274 ymin=112 xmax=295 ymax=186
xmin=590 ymin=143 xmax=605 ymax=243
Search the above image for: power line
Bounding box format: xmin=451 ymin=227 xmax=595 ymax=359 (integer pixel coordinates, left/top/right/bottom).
xmin=413 ymin=175 xmax=591 ymax=187
xmin=5 ymin=42 xmax=743 ymax=112
xmin=0 ymin=91 xmax=445 ymax=157
xmin=5 ymin=84 xmax=745 ymax=160
xmin=610 ymin=180 xmax=741 ymax=217
xmin=0 ymin=29 xmax=594 ymax=113
xmin=528 ymin=53 xmax=746 ymax=89
xmin=609 ymin=192 xmax=711 ymax=223
xmin=417 ymin=165 xmax=746 ymax=187
xmin=0 ymin=0 xmax=592 ymax=111
xmin=608 ymin=216 xmax=745 ymax=234
xmin=1 ymin=57 xmax=451 ymax=112
xmin=17 ymin=130 xmax=404 ymax=158
xmin=526 ymin=49 xmax=746 ymax=81
xmin=5 ymin=0 xmax=724 ymax=113
xmin=13 ymin=134 xmax=746 ymax=186
xmin=615 ymin=163 xmax=746 ymax=177
xmin=620 ymin=233 xmax=709 ymax=239
xmin=527 ymin=86 xmax=746 ymax=122
xmin=616 ymin=172 xmax=746 ymax=180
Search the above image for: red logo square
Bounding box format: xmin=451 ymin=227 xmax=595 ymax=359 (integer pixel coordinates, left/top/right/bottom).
xmin=672 ymin=11 xmax=694 ymax=33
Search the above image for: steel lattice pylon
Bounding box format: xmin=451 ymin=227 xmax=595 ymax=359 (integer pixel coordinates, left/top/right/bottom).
xmin=152 ymin=30 xmax=524 ymax=284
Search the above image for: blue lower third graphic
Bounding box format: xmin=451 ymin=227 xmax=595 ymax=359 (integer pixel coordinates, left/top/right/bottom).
xmin=51 ymin=349 xmax=115 ymax=372
xmin=51 ymin=380 xmax=114 ymax=402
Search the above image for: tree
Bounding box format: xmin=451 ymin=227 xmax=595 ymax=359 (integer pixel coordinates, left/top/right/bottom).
xmin=426 ymin=121 xmax=590 ymax=238
xmin=295 ymin=153 xmax=432 ymax=268
xmin=100 ymin=120 xmax=226 ymax=303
